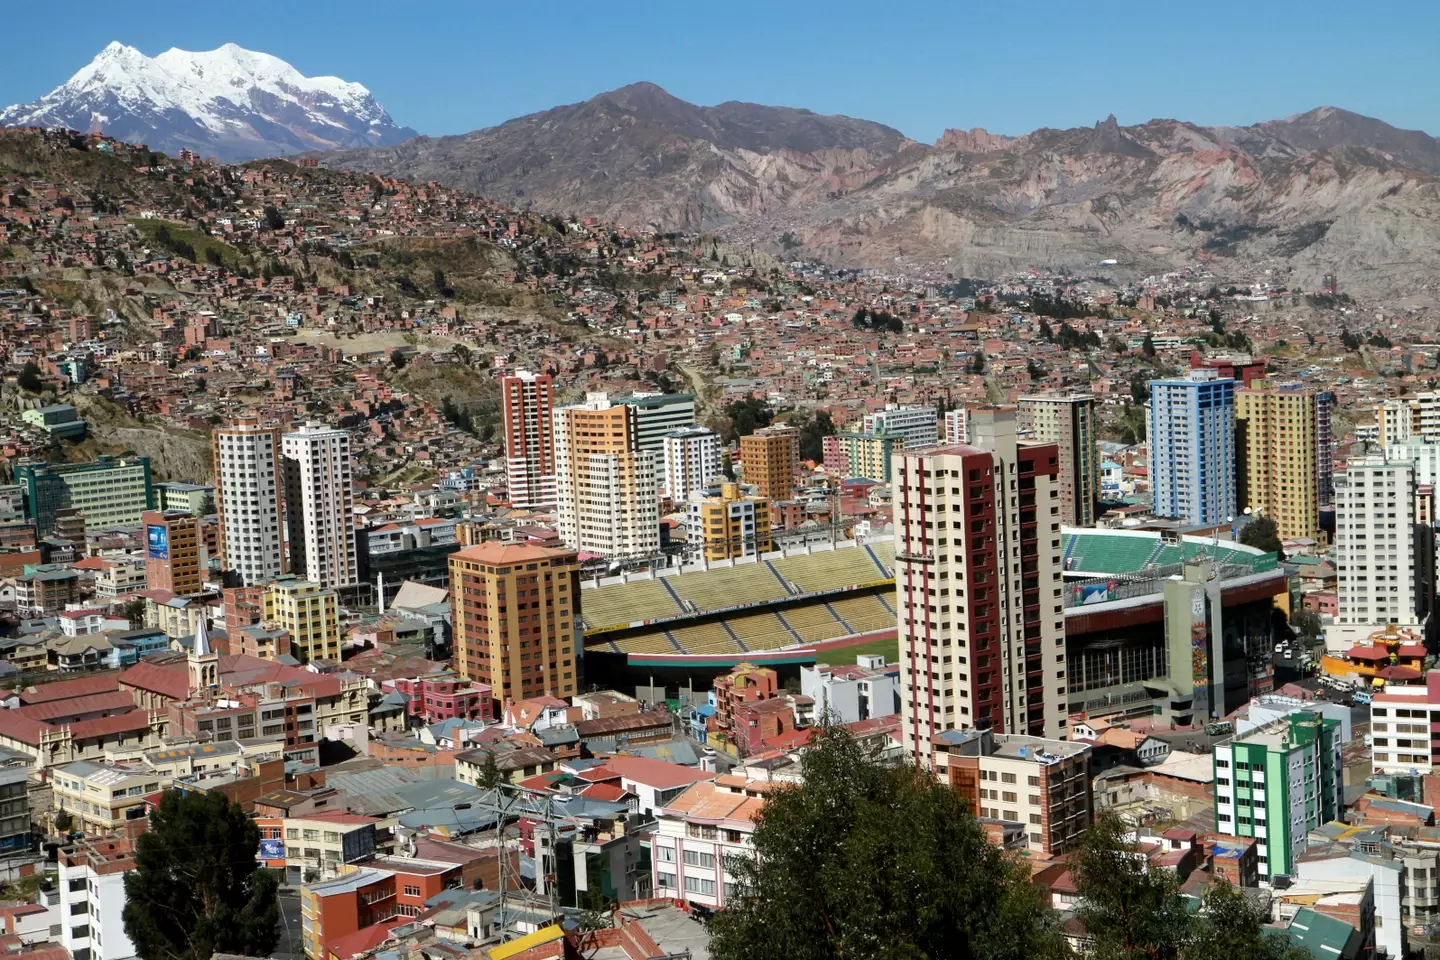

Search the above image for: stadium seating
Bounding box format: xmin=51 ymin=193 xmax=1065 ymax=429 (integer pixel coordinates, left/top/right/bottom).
xmin=1063 ymin=533 xmax=1161 ymax=575
xmin=828 ymin=595 xmax=895 ymax=633
xmin=667 ymin=622 xmax=743 ymax=655
xmin=727 ymin=612 xmax=802 ymax=651
xmin=669 ymin=563 xmax=789 ymax=614
xmin=771 ymin=548 xmax=890 ymax=594
xmin=581 ymin=578 xmax=685 ymax=632
xmin=865 ymin=541 xmax=896 ymax=576
xmin=607 ymin=630 xmax=680 ymax=655
xmin=777 ymin=604 xmax=846 ymax=642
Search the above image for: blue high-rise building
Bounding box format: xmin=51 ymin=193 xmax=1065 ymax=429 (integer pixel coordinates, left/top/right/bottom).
xmin=1148 ymin=372 xmax=1236 ymax=525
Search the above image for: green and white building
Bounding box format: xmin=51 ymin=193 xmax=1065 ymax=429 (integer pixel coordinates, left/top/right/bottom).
xmin=13 ymin=456 xmax=154 ymax=536
xmin=1213 ymin=711 xmax=1343 ymax=883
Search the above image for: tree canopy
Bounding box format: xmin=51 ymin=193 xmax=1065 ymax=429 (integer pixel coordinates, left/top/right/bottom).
xmin=123 ymin=791 xmax=280 ymax=960
xmin=709 ymin=726 xmax=1067 ymax=960
xmin=1238 ymin=515 xmax=1286 ymax=560
xmin=791 ymin=409 xmax=836 ymax=463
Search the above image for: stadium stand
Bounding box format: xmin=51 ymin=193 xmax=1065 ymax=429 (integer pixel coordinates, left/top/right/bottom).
xmin=668 ymin=622 xmax=743 ymax=655
xmin=581 ymin=578 xmax=685 ymax=632
xmin=1063 ymin=533 xmax=1158 ymax=575
xmin=777 ymin=604 xmax=847 ymax=642
xmin=828 ymin=595 xmax=894 ymax=634
xmin=669 ymin=563 xmax=790 ymax=613
xmin=771 ymin=548 xmax=890 ymax=594
xmin=728 ymin=612 xmax=802 ymax=650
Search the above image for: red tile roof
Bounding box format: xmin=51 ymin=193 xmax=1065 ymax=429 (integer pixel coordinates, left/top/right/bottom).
xmin=594 ymin=755 xmax=715 ymax=791
xmin=119 ymin=661 xmax=190 ymax=701
xmin=19 ymin=675 xmax=121 ymax=704
xmin=18 ymin=690 xmax=136 ymax=722
xmin=451 ymin=541 xmax=576 ymax=566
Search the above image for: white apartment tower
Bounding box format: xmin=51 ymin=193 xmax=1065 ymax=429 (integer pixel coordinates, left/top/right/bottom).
xmin=282 ymin=422 xmax=359 ymax=590
xmin=501 ymin=370 xmax=556 ymax=508
xmin=662 ymin=427 xmax=722 ymax=502
xmin=1334 ymin=457 xmax=1419 ymax=631
xmin=213 ymin=419 xmax=286 ymax=586
xmin=553 ymin=394 xmax=660 ymax=560
xmin=864 ymin=403 xmax=940 ymax=448
xmin=944 ymin=408 xmax=969 ymax=444
xmin=893 ymin=406 xmax=1068 ymax=774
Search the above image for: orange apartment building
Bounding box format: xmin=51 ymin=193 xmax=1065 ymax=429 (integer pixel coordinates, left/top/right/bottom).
xmin=448 ymin=542 xmax=581 ymax=703
xmin=739 ymin=425 xmax=800 ymax=500
xmin=142 ymin=509 xmax=203 ymax=595
xmin=300 ymin=858 xmax=462 ymax=960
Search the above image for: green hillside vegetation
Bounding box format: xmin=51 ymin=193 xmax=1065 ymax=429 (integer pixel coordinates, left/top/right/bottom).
xmin=131 ymin=218 xmax=245 ymax=270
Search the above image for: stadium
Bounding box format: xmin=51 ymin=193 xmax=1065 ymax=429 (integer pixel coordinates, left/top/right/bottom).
xmin=579 ymin=528 xmax=1287 ymax=711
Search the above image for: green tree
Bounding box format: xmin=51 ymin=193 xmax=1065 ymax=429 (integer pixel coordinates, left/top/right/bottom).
xmin=971 ymin=350 xmax=986 ymax=374
xmin=433 ymin=267 xmax=448 ymax=294
xmin=1142 ymin=332 xmax=1158 ymax=357
xmin=52 ymin=810 xmax=73 ymax=834
xmin=1188 ymin=879 xmax=1312 ymax=960
xmin=390 ymin=349 xmax=408 ymax=371
xmin=1239 ymin=515 xmax=1285 ymax=560
xmin=16 ymin=361 xmax=43 ymax=393
xmin=452 ymin=343 xmax=471 ymax=366
xmin=477 ymin=752 xmax=504 ymax=789
xmin=721 ymin=396 xmax=774 ymax=444
xmin=123 ymin=597 xmax=146 ymax=628
xmin=1072 ymin=814 xmax=1191 ymax=960
xmin=709 ymin=725 xmax=1066 ymax=960
xmin=123 ymin=791 xmax=279 ymax=960
xmin=1291 ymin=607 xmax=1322 ymax=643
xmin=1130 ymin=373 xmax=1151 ymax=405
xmin=262 ymin=205 xmax=285 ymax=230
xmin=793 ymin=410 xmax=836 ymax=463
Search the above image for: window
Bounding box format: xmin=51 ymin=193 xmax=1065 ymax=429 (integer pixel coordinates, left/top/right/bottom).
xmin=683 ymin=850 xmax=715 ymax=869
xmin=403 ymin=885 xmax=421 ymax=897
xmin=656 ymin=872 xmax=676 ymax=890
xmin=685 ymin=876 xmax=717 ymax=896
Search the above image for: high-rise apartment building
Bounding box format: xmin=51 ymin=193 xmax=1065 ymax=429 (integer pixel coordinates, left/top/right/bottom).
xmin=662 ymin=427 xmax=722 ymax=502
xmin=944 ymin=408 xmax=969 ymax=444
xmin=894 ymin=406 xmax=1067 ymax=771
xmin=448 ymin=542 xmax=579 ymax=702
xmin=213 ymin=419 xmax=286 ymax=587
xmin=1018 ymin=393 xmax=1099 ymax=527
xmin=143 ymin=509 xmax=203 ymax=595
xmin=281 ymin=422 xmax=358 ymax=590
xmin=264 ymin=578 xmax=341 ymax=663
xmin=834 ymin=431 xmax=905 ymax=483
xmin=14 ymin=456 xmax=154 ymax=536
xmin=618 ymin=393 xmax=697 ymax=453
xmin=686 ymin=482 xmax=773 ymax=562
xmin=1334 ymin=457 xmax=1421 ymax=631
xmin=501 ymin=370 xmax=556 ymax=509
xmin=1234 ymin=382 xmax=1333 ymax=540
xmin=1213 ymin=711 xmax=1342 ymax=882
xmin=739 ymin=425 xmax=800 ymax=501
xmin=863 ymin=404 xmax=939 ymax=449
xmin=553 ymin=394 xmax=659 ymax=560
xmin=1148 ymin=372 xmax=1237 ymax=526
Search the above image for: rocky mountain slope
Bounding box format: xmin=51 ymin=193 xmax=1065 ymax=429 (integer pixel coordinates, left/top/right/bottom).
xmin=320 ymin=88 xmax=1440 ymax=299
xmin=1 ymin=42 xmax=416 ymax=162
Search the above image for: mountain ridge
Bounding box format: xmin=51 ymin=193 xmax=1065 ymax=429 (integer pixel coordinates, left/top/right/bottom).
xmin=318 ymin=84 xmax=1440 ymax=299
xmin=0 ymin=42 xmax=416 ymax=162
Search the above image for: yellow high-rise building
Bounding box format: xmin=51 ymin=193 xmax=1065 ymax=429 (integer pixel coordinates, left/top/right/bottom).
xmin=264 ymin=578 xmax=341 ymax=663
xmin=1235 ymin=381 xmax=1333 ymax=541
xmin=686 ymin=482 xmax=773 ymax=562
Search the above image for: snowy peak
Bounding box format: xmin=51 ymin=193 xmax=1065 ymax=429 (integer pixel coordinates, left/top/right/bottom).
xmin=0 ymin=41 xmax=417 ymax=162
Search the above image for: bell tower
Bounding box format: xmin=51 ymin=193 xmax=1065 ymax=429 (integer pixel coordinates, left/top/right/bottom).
xmin=188 ymin=617 xmax=219 ymax=692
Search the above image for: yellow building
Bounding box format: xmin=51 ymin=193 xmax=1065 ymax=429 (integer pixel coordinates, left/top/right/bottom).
xmin=686 ymin=482 xmax=772 ymax=561
xmin=448 ymin=541 xmax=580 ymax=703
xmin=51 ymin=761 xmax=169 ymax=836
xmin=1235 ymin=381 xmax=1332 ymax=541
xmin=739 ymin=425 xmax=800 ymax=500
xmin=264 ymin=579 xmax=341 ymax=663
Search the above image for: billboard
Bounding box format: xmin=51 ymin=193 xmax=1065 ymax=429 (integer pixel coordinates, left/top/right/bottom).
xmin=259 ymin=839 xmax=285 ymax=860
xmin=147 ymin=524 xmax=169 ymax=560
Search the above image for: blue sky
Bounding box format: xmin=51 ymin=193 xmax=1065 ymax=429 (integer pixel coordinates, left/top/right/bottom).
xmin=3 ymin=0 xmax=1436 ymax=141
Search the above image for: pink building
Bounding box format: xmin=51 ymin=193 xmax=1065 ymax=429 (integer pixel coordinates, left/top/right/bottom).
xmin=386 ymin=674 xmax=493 ymax=723
xmin=822 ymin=434 xmax=849 ymax=475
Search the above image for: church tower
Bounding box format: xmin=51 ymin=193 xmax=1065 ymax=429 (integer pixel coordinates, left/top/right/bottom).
xmin=188 ymin=617 xmax=219 ymax=692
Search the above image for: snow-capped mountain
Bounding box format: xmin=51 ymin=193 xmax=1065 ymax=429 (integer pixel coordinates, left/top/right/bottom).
xmin=0 ymin=42 xmax=417 ymax=162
